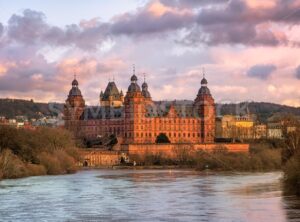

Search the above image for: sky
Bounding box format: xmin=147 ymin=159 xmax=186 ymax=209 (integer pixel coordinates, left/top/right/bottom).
xmin=0 ymin=0 xmax=300 ymax=107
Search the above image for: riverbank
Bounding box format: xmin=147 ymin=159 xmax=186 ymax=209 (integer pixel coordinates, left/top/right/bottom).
xmin=0 ymin=126 xmax=80 ymax=180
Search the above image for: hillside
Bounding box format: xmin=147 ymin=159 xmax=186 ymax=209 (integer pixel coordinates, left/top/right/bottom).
xmin=217 ymin=102 xmax=300 ymax=122
xmin=0 ymin=99 xmax=64 ymax=119
xmin=0 ymin=98 xmax=299 ymax=122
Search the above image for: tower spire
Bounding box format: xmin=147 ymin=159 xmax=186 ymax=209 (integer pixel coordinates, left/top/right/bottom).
xmin=202 ymin=67 xmax=206 ymax=79
xmin=133 ymin=64 xmax=135 ymax=75
xmin=73 ymin=69 xmax=77 ymax=80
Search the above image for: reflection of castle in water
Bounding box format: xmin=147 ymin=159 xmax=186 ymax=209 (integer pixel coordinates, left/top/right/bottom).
xmin=64 ymin=69 xmax=215 ymax=144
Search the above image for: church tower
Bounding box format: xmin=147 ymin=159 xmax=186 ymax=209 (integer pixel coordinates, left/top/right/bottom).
xmin=64 ymin=77 xmax=85 ymax=135
xmin=124 ymin=70 xmax=146 ymax=144
xmin=194 ymin=76 xmax=215 ymax=143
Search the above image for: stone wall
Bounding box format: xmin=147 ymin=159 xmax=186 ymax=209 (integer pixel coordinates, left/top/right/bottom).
xmin=79 ymin=143 xmax=249 ymax=166
xmin=120 ymin=143 xmax=249 ymax=158
xmin=79 ymin=149 xmax=121 ymax=167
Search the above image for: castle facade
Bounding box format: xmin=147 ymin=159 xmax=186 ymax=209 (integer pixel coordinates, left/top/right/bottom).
xmin=64 ymin=71 xmax=215 ymax=144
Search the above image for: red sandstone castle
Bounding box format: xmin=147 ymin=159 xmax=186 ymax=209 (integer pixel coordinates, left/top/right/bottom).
xmin=64 ymin=70 xmax=215 ymax=144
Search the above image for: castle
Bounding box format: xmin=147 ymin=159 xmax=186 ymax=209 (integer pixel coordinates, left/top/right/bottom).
xmin=64 ymin=70 xmax=215 ymax=145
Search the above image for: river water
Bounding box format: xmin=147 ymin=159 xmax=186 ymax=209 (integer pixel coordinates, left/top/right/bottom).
xmin=0 ymin=170 xmax=299 ymax=222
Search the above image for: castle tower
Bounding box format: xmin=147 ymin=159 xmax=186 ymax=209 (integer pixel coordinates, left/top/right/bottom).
xmin=194 ymin=76 xmax=215 ymax=143
xmin=100 ymin=81 xmax=124 ymax=108
xmin=124 ymin=72 xmax=146 ymax=144
xmin=141 ymin=77 xmax=153 ymax=105
xmin=64 ymin=77 xmax=85 ymax=134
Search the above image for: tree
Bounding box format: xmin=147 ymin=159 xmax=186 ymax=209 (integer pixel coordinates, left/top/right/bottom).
xmin=281 ymin=115 xmax=300 ymax=163
xmin=155 ymin=133 xmax=171 ymax=144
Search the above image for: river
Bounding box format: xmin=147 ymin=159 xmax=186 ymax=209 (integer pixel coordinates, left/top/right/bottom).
xmin=0 ymin=170 xmax=299 ymax=222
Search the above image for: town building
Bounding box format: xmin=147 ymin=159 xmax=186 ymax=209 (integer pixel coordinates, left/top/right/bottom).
xmin=64 ymin=71 xmax=216 ymax=144
xmin=253 ymin=124 xmax=267 ymax=139
xmin=267 ymin=122 xmax=283 ymax=139
xmin=215 ymin=115 xmax=254 ymax=140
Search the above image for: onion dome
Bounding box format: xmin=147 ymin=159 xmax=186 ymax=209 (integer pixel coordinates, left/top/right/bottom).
xmin=142 ymin=81 xmax=151 ymax=98
xmin=72 ymin=79 xmax=79 ymax=86
xmin=198 ymin=76 xmax=211 ymax=95
xmin=127 ymin=74 xmax=141 ymax=92
xmin=142 ymin=89 xmax=151 ymax=98
xmin=142 ymin=82 xmax=148 ymax=89
xmin=128 ymin=82 xmax=141 ymax=92
xmin=120 ymin=90 xmax=124 ymax=96
xmin=201 ymin=77 xmax=208 ymax=85
xmin=198 ymin=86 xmax=211 ymax=95
xmin=69 ymin=77 xmax=82 ymax=96
xmin=131 ymin=74 xmax=138 ymax=82
xmin=69 ymin=87 xmax=82 ymax=96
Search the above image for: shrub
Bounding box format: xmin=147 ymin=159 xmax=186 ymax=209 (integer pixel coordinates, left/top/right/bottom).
xmin=0 ymin=149 xmax=29 ymax=179
xmin=284 ymin=152 xmax=300 ymax=196
xmin=155 ymin=133 xmax=171 ymax=144
xmin=0 ymin=126 xmax=79 ymax=179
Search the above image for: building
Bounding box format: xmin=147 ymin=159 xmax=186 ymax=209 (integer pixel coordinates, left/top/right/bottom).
xmin=216 ymin=115 xmax=254 ymax=140
xmin=253 ymin=124 xmax=267 ymax=139
xmin=64 ymin=71 xmax=215 ymax=144
xmin=0 ymin=116 xmax=8 ymax=126
xmin=267 ymin=122 xmax=283 ymax=139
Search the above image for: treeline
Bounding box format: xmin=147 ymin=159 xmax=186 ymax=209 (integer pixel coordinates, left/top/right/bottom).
xmin=1 ymin=98 xmax=300 ymax=122
xmin=0 ymin=99 xmax=63 ymax=119
xmin=0 ymin=126 xmax=80 ymax=180
xmin=217 ymin=102 xmax=300 ymax=123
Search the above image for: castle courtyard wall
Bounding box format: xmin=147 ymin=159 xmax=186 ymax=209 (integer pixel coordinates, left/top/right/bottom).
xmin=120 ymin=143 xmax=249 ymax=158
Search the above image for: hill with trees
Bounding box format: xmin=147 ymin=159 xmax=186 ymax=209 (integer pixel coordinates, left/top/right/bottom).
xmin=0 ymin=98 xmax=299 ymax=122
xmin=0 ymin=99 xmax=63 ymax=119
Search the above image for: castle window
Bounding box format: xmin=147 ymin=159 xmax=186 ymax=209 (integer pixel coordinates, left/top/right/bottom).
xmin=174 ymin=133 xmax=176 ymax=137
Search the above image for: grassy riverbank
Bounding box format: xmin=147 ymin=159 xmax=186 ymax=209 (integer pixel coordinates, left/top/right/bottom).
xmin=0 ymin=126 xmax=80 ymax=180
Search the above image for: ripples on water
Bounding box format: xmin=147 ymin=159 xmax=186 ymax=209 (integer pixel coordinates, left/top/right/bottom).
xmin=0 ymin=170 xmax=299 ymax=222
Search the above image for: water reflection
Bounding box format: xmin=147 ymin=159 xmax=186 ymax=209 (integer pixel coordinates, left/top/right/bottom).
xmin=0 ymin=170 xmax=299 ymax=222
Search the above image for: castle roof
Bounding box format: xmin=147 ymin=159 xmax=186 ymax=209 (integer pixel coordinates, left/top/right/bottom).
xmin=69 ymin=78 xmax=82 ymax=96
xmin=198 ymin=86 xmax=211 ymax=95
xmin=102 ymin=82 xmax=122 ymax=100
xmin=142 ymin=81 xmax=151 ymax=98
xmin=145 ymin=101 xmax=198 ymax=118
xmin=72 ymin=79 xmax=79 ymax=86
xmin=80 ymin=106 xmax=124 ymax=120
xmin=201 ymin=77 xmax=208 ymax=85
xmin=128 ymin=82 xmax=141 ymax=93
xmin=69 ymin=87 xmax=82 ymax=96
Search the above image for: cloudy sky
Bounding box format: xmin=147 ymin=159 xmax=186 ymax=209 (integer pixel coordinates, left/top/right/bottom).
xmin=0 ymin=0 xmax=300 ymax=106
